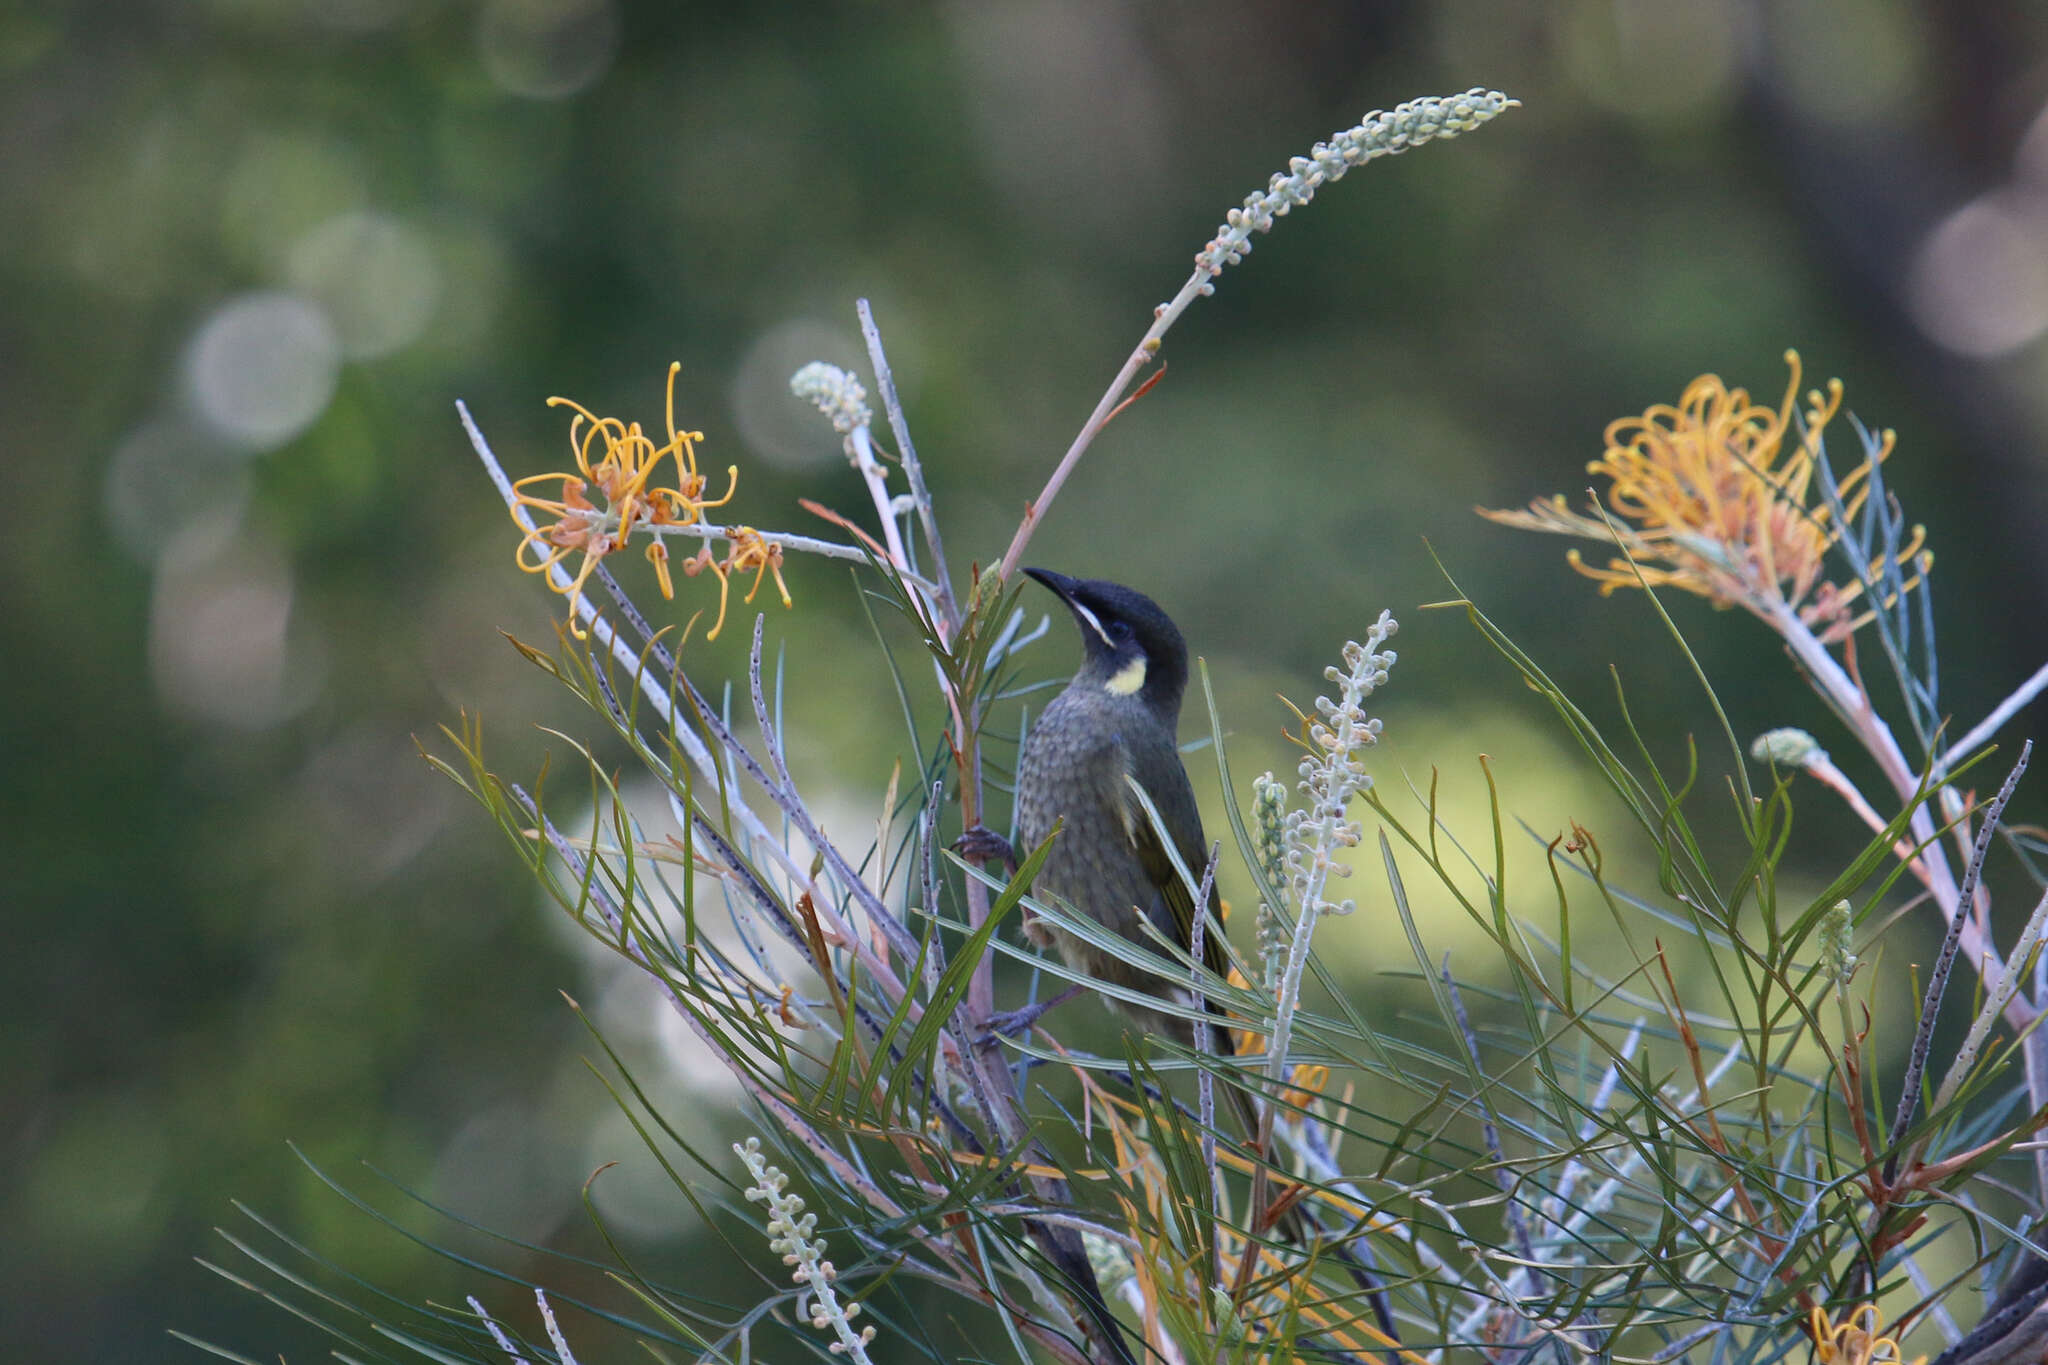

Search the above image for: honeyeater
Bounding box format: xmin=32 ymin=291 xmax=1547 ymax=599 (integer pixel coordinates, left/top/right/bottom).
xmin=1007 ymin=568 xmax=1242 ymax=1071
xmin=996 ymin=571 xmax=1398 ymax=1333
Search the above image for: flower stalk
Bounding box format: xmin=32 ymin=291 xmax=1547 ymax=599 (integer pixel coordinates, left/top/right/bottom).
xmin=736 ymin=1137 xmax=879 ymax=1361
xmin=998 ymin=90 xmax=1516 ymax=583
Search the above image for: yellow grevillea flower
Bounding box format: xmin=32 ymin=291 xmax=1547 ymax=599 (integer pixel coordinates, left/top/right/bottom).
xmin=1806 ymin=1303 xmax=1923 ymax=1364
xmin=511 ymin=363 xmax=739 ymax=638
xmin=1218 ymin=960 xmax=1328 ymax=1108
xmin=1279 ymin=1063 xmax=1330 ymax=1111
xmin=667 ymin=525 xmax=792 ymax=642
xmin=1481 ymin=353 xmax=1928 ymax=643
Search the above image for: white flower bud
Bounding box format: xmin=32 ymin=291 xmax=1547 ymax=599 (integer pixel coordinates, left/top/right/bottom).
xmin=1750 ymin=727 xmax=1826 ymax=768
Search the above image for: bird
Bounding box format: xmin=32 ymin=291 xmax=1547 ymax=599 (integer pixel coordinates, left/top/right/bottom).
xmin=980 ymin=570 xmax=1401 ymax=1338
xmin=997 ymin=568 xmax=1242 ymax=1077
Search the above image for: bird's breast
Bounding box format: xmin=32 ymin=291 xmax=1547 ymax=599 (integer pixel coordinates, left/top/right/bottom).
xmin=1015 ymin=688 xmax=1158 ymax=929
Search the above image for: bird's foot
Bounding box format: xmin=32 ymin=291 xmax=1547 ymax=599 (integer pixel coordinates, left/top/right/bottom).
xmin=978 ymin=985 xmax=1085 ymax=1050
xmin=952 ymin=823 xmax=1018 ymax=873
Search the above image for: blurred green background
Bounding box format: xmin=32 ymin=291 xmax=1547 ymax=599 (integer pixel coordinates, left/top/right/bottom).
xmin=10 ymin=0 xmax=2048 ymax=1359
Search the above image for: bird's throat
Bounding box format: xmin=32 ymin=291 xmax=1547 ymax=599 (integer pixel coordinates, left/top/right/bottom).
xmin=1104 ymin=656 xmax=1147 ymax=696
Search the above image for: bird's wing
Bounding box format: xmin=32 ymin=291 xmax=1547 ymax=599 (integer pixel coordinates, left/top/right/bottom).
xmin=1117 ymin=737 xmax=1234 ymax=992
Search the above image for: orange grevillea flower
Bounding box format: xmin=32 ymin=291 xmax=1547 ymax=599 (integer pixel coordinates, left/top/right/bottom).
xmin=1279 ymin=1062 xmax=1331 ymax=1111
xmin=1480 ymin=352 xmax=1928 ymax=644
xmin=671 ymin=526 xmax=792 ymax=641
xmin=1806 ymin=1303 xmax=1923 ymax=1365
xmin=511 ymin=363 xmax=738 ymax=638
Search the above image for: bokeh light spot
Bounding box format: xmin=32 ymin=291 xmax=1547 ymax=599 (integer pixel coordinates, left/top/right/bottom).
xmin=416 ymin=222 xmax=516 ymax=365
xmin=1908 ymin=192 xmax=2048 ymax=358
xmin=1560 ymin=0 xmax=1739 ymax=124
xmin=221 ymin=129 xmax=368 ymax=269
xmin=728 ymin=319 xmax=870 ymax=470
xmin=183 ymin=291 xmax=341 ymax=448
xmin=476 ymin=0 xmax=619 ymax=100
xmin=582 ymin=1109 xmax=691 ymax=1241
xmin=431 ymin=1105 xmax=576 ymax=1244
xmin=149 ymin=519 xmax=312 ymax=730
xmin=1766 ymin=0 xmax=1926 ymax=125
xmin=104 ymin=417 xmax=253 ymax=564
xmin=288 ymin=211 xmax=444 ymax=360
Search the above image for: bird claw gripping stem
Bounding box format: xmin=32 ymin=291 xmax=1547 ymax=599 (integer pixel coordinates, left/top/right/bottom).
xmin=976 ymin=986 xmax=1086 ymax=1051
xmin=951 ymin=823 xmax=1019 ymax=873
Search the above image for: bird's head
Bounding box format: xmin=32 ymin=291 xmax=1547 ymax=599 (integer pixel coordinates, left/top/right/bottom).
xmin=1023 ymin=568 xmax=1190 ymax=716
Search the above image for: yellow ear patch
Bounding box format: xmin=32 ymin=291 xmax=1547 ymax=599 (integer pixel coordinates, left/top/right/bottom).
xmin=1105 ymin=656 xmax=1147 ymax=695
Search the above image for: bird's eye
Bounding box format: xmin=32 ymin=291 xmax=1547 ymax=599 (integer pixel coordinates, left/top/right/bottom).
xmin=1109 ymin=620 xmax=1133 ymax=641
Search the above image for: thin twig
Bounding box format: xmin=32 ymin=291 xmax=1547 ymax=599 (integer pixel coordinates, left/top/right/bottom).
xmin=534 ymin=1290 xmax=582 ymax=1365
xmin=592 ymin=562 xmax=670 ymax=667
xmin=996 ymin=328 xmax=1163 ymax=584
xmin=1441 ymin=956 xmax=1540 ymax=1288
xmin=745 ymin=616 xmax=921 ymax=963
xmin=1801 ymin=750 xmax=1937 ymax=892
xmin=1930 ymin=1267 xmax=2048 ymax=1365
xmin=642 ymin=517 xmax=889 ymax=567
xmin=1551 ymin=1037 xmax=1745 ymax=1247
xmin=912 ymin=774 xmax=996 ymax=1139
xmin=1543 ymin=1019 xmax=1644 ymax=1229
xmin=1767 ymin=599 xmax=1967 ymax=951
xmin=591 ymin=556 xmax=899 ymax=972
xmin=919 ymin=780 xmax=947 ymax=996
xmin=1897 ymin=1250 xmax=1964 ymax=1347
xmin=1886 ymin=740 xmax=2032 ymax=1174
xmin=858 ymin=299 xmax=958 ymax=634
xmin=1646 ymin=1321 xmax=1726 ymax=1363
xmin=845 ymin=423 xmax=912 ymax=580
xmin=2028 ymin=1033 xmax=2048 ymax=1208
xmin=469 ymin=1295 xmax=531 ymax=1365
xmin=1188 ymin=839 xmax=1224 ymax=1289
xmin=1933 ymin=881 xmax=2048 ymax=1115
xmin=1937 ymin=660 xmax=2048 ymax=781
xmin=1652 ymin=946 xmax=1809 ymax=1314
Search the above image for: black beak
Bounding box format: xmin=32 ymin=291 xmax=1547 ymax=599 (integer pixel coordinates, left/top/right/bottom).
xmin=1022 ymin=566 xmax=1082 ymax=604
xmin=1024 ymin=566 xmax=1113 ymax=648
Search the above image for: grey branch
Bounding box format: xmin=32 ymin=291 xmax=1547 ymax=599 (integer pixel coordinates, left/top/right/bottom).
xmin=1886 ymin=739 xmax=2033 ymax=1172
